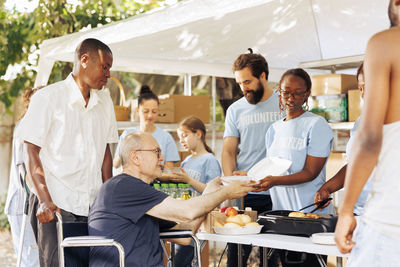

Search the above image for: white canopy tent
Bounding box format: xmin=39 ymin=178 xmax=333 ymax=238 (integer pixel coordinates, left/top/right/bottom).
xmin=35 ymin=0 xmax=390 ymax=87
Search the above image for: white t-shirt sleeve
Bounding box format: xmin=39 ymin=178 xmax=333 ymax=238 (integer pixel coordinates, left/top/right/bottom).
xmin=307 ymin=118 xmax=333 ymax=157
xmin=223 ymin=106 xmax=239 ymax=138
xmin=18 ymin=91 xmax=51 ymax=147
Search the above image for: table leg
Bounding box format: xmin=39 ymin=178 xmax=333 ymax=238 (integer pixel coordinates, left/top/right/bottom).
xmin=316 ymin=254 xmax=327 ymax=267
xmin=238 ymin=244 xmax=242 ymax=267
xmin=336 ymin=257 xmax=343 ymax=267
xmin=262 ymin=247 xmax=268 ymax=267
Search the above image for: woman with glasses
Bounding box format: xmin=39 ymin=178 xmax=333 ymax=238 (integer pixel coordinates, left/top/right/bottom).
xmin=253 ymin=68 xmax=334 ymax=267
xmin=114 ymin=85 xmax=180 ymax=171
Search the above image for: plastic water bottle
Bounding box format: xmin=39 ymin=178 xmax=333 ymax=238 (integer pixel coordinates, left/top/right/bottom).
xmin=161 ymin=183 xmax=169 ymax=195
xmin=177 ymin=183 xmax=185 ymax=198
xmin=168 ymin=183 xmax=178 ymax=198
xmin=153 ymin=184 xmax=161 ymax=191
xmin=184 ymin=183 xmax=193 ymax=197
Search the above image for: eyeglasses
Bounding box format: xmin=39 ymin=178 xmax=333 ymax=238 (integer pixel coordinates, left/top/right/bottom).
xmin=279 ymin=89 xmax=307 ymax=99
xmin=135 ymin=148 xmax=162 ymax=159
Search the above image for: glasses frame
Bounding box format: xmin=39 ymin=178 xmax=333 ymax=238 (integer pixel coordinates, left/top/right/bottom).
xmin=279 ymin=88 xmax=307 ymax=100
xmin=135 ymin=148 xmax=162 ymax=159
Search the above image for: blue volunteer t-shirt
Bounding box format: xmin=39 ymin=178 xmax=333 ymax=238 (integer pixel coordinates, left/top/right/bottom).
xmin=181 ymin=152 xmax=222 ymax=195
xmin=346 ymin=117 xmax=372 ymax=216
xmin=265 ymin=112 xmax=334 ymax=214
xmin=88 ymin=174 xmax=168 ymax=267
xmin=116 ymin=126 xmax=180 ymax=163
xmin=224 ymin=92 xmax=283 ymax=195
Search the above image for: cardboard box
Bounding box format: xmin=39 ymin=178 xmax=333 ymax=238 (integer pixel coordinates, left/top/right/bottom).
xmin=311 ymin=74 xmax=358 ymax=96
xmin=348 ymin=89 xmax=361 ymax=122
xmin=167 ymin=95 xmax=210 ymax=123
xmin=200 ymin=209 xmax=258 ymax=233
xmin=156 ymin=98 xmax=175 ymax=123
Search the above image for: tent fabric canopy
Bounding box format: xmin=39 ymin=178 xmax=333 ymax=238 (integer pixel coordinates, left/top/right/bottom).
xmin=35 ymin=0 xmax=389 ymax=86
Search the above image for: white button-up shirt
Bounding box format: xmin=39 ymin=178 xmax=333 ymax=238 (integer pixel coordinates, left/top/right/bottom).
xmin=18 ymin=74 xmax=118 ymax=216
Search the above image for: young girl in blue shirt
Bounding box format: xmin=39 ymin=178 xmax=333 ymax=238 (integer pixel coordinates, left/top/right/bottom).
xmin=170 ymin=116 xmax=221 ymax=267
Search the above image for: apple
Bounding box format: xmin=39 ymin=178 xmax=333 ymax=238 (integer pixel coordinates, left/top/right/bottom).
xmin=220 ymin=206 xmax=229 ymax=213
xmin=225 ymin=207 xmax=238 ymax=217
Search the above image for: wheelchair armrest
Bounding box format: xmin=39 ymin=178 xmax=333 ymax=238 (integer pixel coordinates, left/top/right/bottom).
xmin=160 ymin=229 xmax=195 ymax=239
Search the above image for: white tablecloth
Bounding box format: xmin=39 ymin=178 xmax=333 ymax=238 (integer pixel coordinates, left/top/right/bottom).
xmin=197 ymin=232 xmax=348 ymax=258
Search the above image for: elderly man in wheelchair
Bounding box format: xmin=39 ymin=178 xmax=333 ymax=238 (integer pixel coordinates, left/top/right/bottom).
xmin=87 ymin=132 xmax=253 ymax=267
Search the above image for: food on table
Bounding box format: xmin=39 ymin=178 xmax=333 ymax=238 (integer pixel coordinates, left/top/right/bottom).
xmin=237 ymin=214 xmax=251 ymax=224
xmin=220 ymin=206 xmax=229 ymax=213
xmin=304 ymin=213 xmax=321 ymax=219
xmin=225 ymin=207 xmax=238 ymax=217
xmin=226 ymin=215 xmax=246 ymax=226
xmin=245 ymin=222 xmax=260 ymax=227
xmin=224 ymin=222 xmax=241 ymax=228
xmin=288 ymin=211 xmax=322 ymax=219
xmin=288 ymin=211 xmax=306 ymax=218
xmin=214 ymin=220 xmax=224 ymax=228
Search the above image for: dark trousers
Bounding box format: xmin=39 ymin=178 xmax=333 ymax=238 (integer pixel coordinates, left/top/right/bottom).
xmin=29 ymin=194 xmax=87 ymax=267
xmin=227 ymin=194 xmax=278 ymax=267
xmin=174 ymin=244 xmax=195 ymax=267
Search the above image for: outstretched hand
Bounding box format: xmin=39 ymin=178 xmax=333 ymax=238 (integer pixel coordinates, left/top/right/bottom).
xmin=252 ymin=176 xmax=275 ymax=192
xmin=203 ymin=176 xmax=223 ymax=195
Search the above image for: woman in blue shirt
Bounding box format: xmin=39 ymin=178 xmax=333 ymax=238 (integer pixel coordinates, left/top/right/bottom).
xmin=254 ymin=68 xmax=333 ymax=267
xmin=114 ymin=85 xmax=180 ymax=170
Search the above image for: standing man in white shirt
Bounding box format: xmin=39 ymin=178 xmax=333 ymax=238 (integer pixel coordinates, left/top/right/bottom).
xmin=18 ymin=38 xmax=118 ymax=267
xmin=222 ymin=50 xmax=282 ymax=267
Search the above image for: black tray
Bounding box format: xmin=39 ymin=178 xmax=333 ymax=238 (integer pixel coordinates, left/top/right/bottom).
xmin=257 ymin=210 xmax=337 ymax=237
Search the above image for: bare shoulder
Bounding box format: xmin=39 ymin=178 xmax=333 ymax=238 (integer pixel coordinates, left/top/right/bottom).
xmin=368 ymin=27 xmax=400 ymax=50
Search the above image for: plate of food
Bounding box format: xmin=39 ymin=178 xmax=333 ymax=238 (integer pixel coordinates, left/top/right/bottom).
xmin=213 ymin=214 xmax=263 ymax=235
xmin=221 ymin=176 xmax=258 ymax=186
xmin=248 ymin=157 xmax=292 ymax=180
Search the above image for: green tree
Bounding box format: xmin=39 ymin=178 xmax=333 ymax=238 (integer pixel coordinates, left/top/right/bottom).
xmin=0 ymin=0 xmax=175 ymax=110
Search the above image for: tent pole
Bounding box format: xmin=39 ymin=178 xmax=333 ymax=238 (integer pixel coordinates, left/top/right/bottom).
xmin=211 ymin=76 xmax=216 ymax=151
xmin=183 ymin=74 xmax=192 ymax=96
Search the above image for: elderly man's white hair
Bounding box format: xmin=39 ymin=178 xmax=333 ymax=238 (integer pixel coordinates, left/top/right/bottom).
xmin=119 ymin=132 xmax=149 ymax=167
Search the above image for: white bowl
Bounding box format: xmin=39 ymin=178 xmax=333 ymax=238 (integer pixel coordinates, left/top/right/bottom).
xmin=221 ymin=176 xmax=257 ymax=186
xmin=213 ymin=225 xmax=263 ymax=235
xmin=248 ymin=157 xmax=292 ymax=181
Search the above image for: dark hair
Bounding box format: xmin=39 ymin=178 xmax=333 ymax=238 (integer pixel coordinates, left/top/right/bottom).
xmin=138 ymin=85 xmax=159 ymax=106
xmin=356 ymin=62 xmax=364 ymax=82
xmin=179 ymin=116 xmax=213 ymax=154
xmin=278 ymin=68 xmax=312 ymax=112
xmin=232 ymin=48 xmax=269 ymax=80
xmin=17 ymin=86 xmax=43 ymax=122
xmin=75 ymin=38 xmax=112 ymax=60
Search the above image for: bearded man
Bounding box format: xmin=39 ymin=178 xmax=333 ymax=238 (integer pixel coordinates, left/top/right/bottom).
xmin=222 ymin=50 xmax=283 ymax=267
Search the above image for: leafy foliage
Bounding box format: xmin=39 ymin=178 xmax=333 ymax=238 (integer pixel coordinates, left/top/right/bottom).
xmin=0 ymin=0 xmax=176 ymax=110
